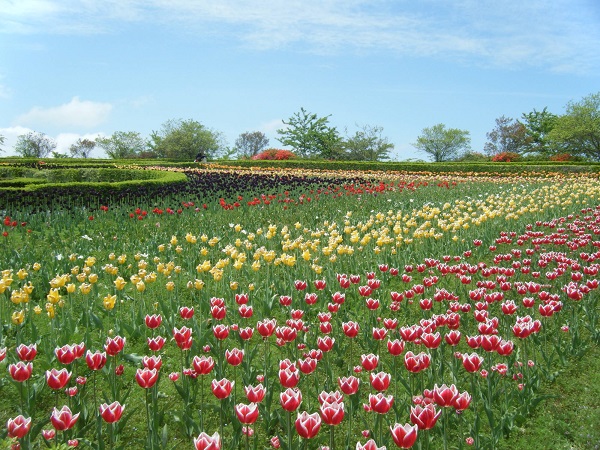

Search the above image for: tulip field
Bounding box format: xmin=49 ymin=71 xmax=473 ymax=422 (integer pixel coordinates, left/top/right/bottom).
xmin=1 ymin=165 xmax=600 ymax=449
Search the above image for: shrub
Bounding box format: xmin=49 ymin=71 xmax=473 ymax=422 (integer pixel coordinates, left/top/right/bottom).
xmin=550 ymin=153 xmax=573 ymax=162
xmin=251 ymin=149 xmax=296 ymax=160
xmin=491 ymin=152 xmax=521 ymax=162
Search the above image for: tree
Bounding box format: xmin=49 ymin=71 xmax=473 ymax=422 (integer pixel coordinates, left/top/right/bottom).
xmin=548 ymin=92 xmax=600 ymax=160
xmin=234 ymin=131 xmax=269 ymax=158
xmin=69 ymin=138 xmax=96 ymax=158
xmin=412 ymin=124 xmax=471 ymax=162
xmin=150 ymin=119 xmax=224 ymax=160
xmin=343 ymin=124 xmax=394 ymax=161
xmin=521 ymin=107 xmax=558 ymax=155
xmin=96 ymin=131 xmax=147 ymax=159
xmin=14 ymin=131 xmax=56 ymax=158
xmin=277 ymin=108 xmax=342 ymax=159
xmin=0 ymin=133 xmax=5 ymax=153
xmin=483 ymin=116 xmax=530 ymax=156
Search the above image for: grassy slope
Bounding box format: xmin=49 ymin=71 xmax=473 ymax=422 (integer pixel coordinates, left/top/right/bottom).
xmin=498 ymin=343 xmax=600 ymax=450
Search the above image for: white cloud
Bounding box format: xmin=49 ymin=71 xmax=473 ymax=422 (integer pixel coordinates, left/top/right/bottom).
xmin=2 ymin=0 xmax=599 ymax=73
xmin=0 ymin=126 xmax=34 ymax=156
xmin=16 ymin=97 xmax=113 ymax=129
xmin=0 ymin=127 xmax=107 ymax=157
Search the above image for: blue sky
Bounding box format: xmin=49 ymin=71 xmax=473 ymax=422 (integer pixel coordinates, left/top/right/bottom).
xmin=1 ymin=0 xmax=599 ymax=160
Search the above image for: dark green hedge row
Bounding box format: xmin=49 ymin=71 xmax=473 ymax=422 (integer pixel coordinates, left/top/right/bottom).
xmin=3 ymin=157 xmax=600 ymax=174
xmin=0 ymin=169 xmax=188 ymax=210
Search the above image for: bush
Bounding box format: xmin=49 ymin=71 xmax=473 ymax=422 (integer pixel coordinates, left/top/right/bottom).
xmin=251 ymin=149 xmax=296 ymax=160
xmin=549 ymin=153 xmax=573 ymax=162
xmin=492 ymin=152 xmax=521 ymax=162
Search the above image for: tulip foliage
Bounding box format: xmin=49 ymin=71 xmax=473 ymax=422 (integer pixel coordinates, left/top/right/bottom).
xmin=1 ymin=168 xmax=600 ymax=449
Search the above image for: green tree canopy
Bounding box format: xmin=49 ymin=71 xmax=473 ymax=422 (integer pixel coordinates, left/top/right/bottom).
xmin=277 ymin=108 xmax=342 ymax=159
xmin=150 ymin=119 xmax=224 ymax=160
xmin=234 ymin=131 xmax=269 ymax=158
xmin=343 ymin=124 xmax=394 ymax=161
xmin=521 ymin=107 xmax=558 ymax=155
xmin=484 ymin=116 xmax=530 ymax=156
xmin=412 ymin=124 xmax=471 ymax=162
xmin=548 ymin=92 xmax=600 ymax=160
xmin=0 ymin=133 xmax=5 ymax=153
xmin=96 ymin=131 xmax=148 ymax=159
xmin=14 ymin=131 xmax=56 ymax=158
xmin=69 ymin=138 xmax=96 ymax=158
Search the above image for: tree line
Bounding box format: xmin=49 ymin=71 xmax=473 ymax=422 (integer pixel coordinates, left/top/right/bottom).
xmin=1 ymin=91 xmax=599 ymax=162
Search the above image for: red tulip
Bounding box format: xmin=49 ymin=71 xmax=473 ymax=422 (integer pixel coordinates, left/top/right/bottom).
xmin=320 ymin=400 xmax=344 ymax=426
xmin=410 ymin=404 xmax=441 ymax=430
xmin=15 ymin=343 xmax=37 ymax=361
xmin=387 ymin=339 xmax=405 ymax=356
xmin=372 ymin=327 xmax=388 ymax=341
xmin=145 ymin=314 xmax=162 ymax=329
xmin=370 ymin=371 xmax=391 ymax=392
xmin=453 ymin=391 xmax=472 ymax=411
xmin=142 ymin=355 xmax=162 ymax=371
xmin=147 ymin=336 xmax=166 ymax=352
xmin=444 ymin=330 xmax=461 ymax=346
xmin=55 ymin=344 xmax=78 ymax=365
xmin=239 ymin=326 xmax=254 ymax=340
xmin=99 ymin=401 xmax=124 ymax=423
xmin=0 ymin=347 xmax=6 ymax=363
xmin=318 ymin=390 xmax=344 ymax=405
xmin=365 ymin=298 xmax=379 ymax=310
xmin=279 ymin=295 xmax=292 ymax=306
xmin=298 ymin=357 xmax=317 ymax=375
xmin=294 ymin=280 xmax=307 ymax=291
xmin=342 ymin=321 xmax=360 ymax=338
xmin=432 ymin=384 xmax=458 ymax=407
xmin=235 ymin=402 xmax=259 ymax=424
xmin=50 ymin=405 xmax=80 ymax=431
xmin=257 ymin=318 xmax=277 ymax=337
xmin=6 ymin=415 xmax=31 ymax=439
xmin=238 ymin=305 xmax=253 ymax=318
xmin=180 ymin=306 xmax=195 ymax=319
xmin=173 ymin=326 xmax=193 ymax=350
xmin=211 ymin=378 xmax=234 ymax=399
xmin=295 ymin=411 xmax=321 ymax=439
xmin=211 ymin=305 xmax=227 ymax=320
xmin=212 ymin=324 xmax=229 ymax=340
xmin=390 ymin=422 xmax=418 ymax=448
xmin=235 ymin=293 xmax=249 ymax=305
xmin=332 ymin=291 xmax=346 ymax=303
xmin=314 ymin=279 xmax=326 ymax=290
xmin=135 ymin=368 xmax=159 ymax=389
xmin=193 ymin=431 xmax=221 ymax=450
xmin=104 ymin=336 xmax=126 ymax=356
xmin=279 ymin=366 xmax=300 ymax=388
xmin=369 ymin=393 xmax=394 ymax=414
xmin=244 ymin=384 xmax=265 ymax=403
xmin=86 ymin=350 xmax=107 ymax=371
xmin=46 ymin=368 xmax=72 ymax=390
xmin=462 ymin=352 xmax=484 ymax=373
xmin=317 ymin=336 xmax=335 ymax=352
xmin=42 ymin=429 xmax=56 ymax=440
xmin=338 ymin=376 xmax=360 ymax=395
xmin=225 ymin=348 xmax=244 ymax=366
xmin=280 ymin=387 xmax=302 ymax=411
xmin=304 ymin=293 xmax=318 ymax=305
xmin=361 ymin=353 xmax=379 ymax=371
xmin=192 ymin=355 xmax=215 ymax=375
xmin=9 ymin=361 xmax=33 ymax=382
xmin=420 ymin=332 xmax=441 ymax=349
xmin=404 ymin=351 xmax=430 ymax=373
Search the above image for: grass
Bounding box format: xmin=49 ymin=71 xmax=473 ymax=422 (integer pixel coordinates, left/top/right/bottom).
xmin=498 ymin=341 xmax=600 ymax=450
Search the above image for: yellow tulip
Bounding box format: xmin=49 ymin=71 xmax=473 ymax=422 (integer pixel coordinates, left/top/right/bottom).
xmin=79 ymin=283 xmax=92 ymax=295
xmin=47 ymin=288 xmax=61 ymax=304
xmin=136 ymin=280 xmax=146 ymax=292
xmin=17 ymin=268 xmax=28 ymax=280
xmin=166 ymin=281 xmax=175 ymax=291
xmin=103 ymin=294 xmax=117 ymax=310
xmin=114 ymin=277 xmax=127 ymax=291
xmin=12 ymin=310 xmax=25 ymax=325
xmin=32 ymin=262 xmax=41 ymax=271
xmin=66 ymin=283 xmax=76 ymax=293
xmin=88 ymin=273 xmax=98 ymax=284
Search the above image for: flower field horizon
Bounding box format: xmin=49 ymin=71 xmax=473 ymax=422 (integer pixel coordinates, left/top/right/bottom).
xmin=1 ymin=166 xmax=599 ymax=449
